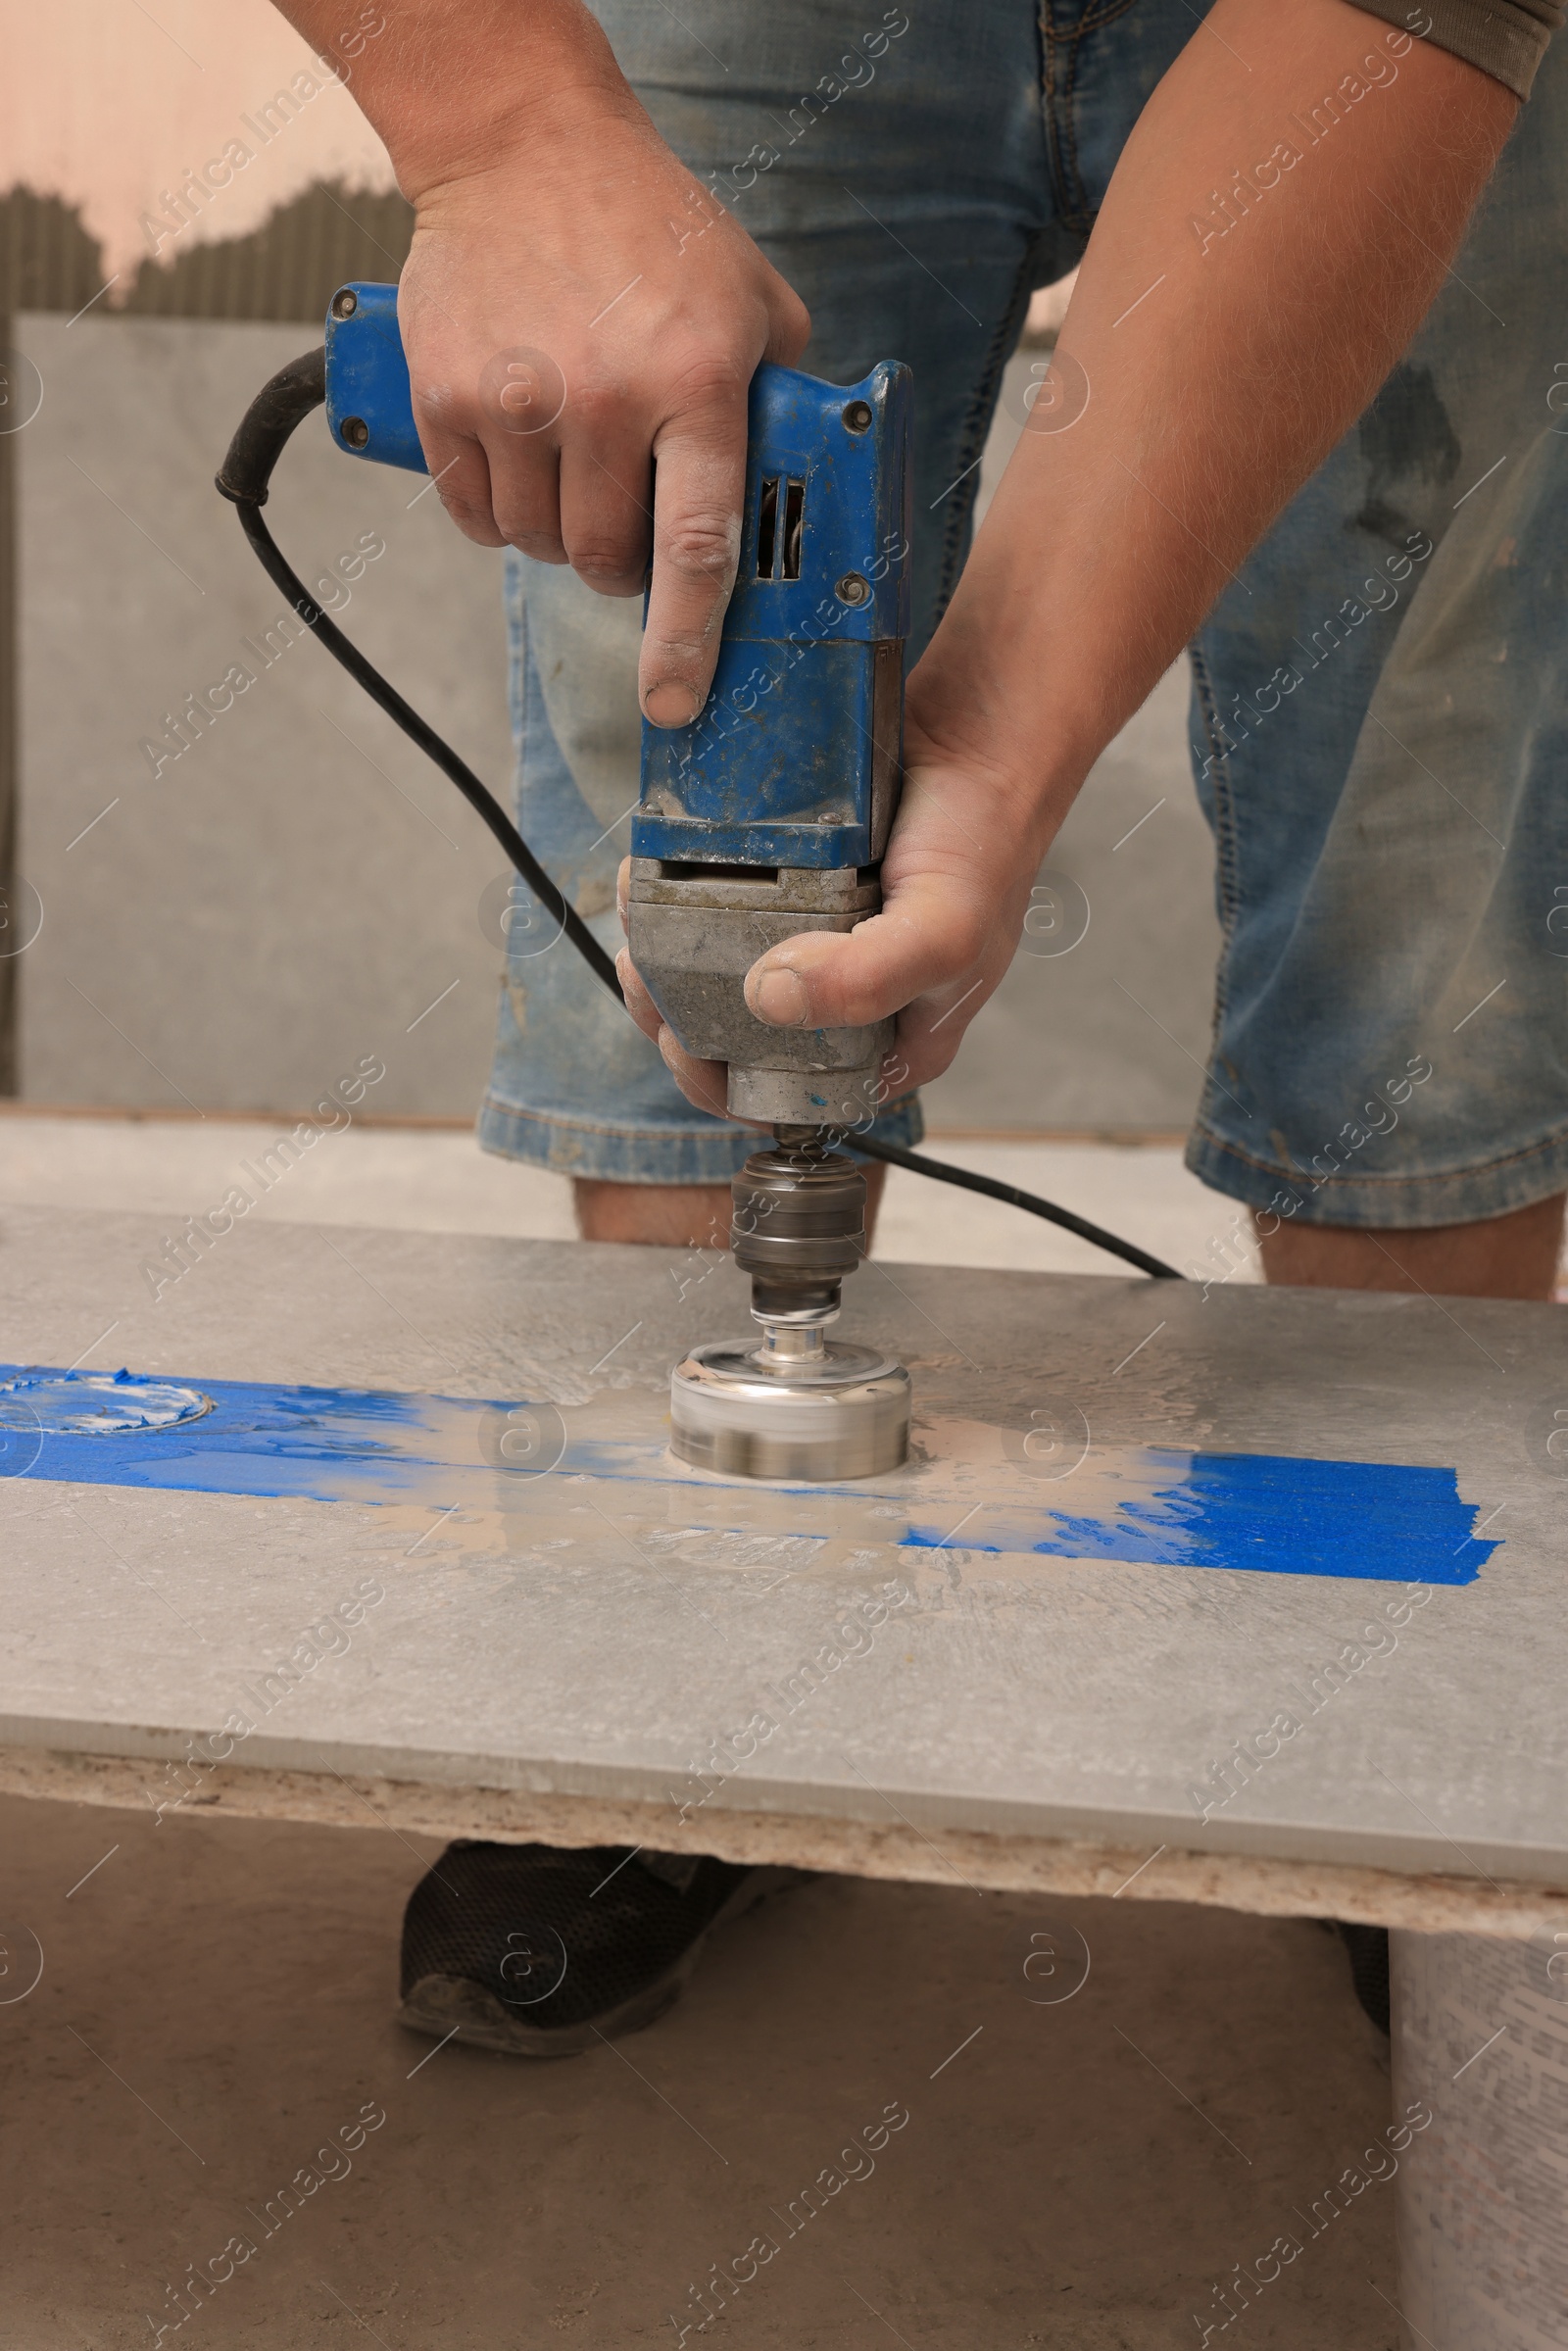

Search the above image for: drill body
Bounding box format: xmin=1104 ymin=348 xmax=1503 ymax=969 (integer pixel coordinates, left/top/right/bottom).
xmin=323 ymin=287 xmax=913 ymax=1474
xmin=323 ymin=284 xmax=912 ymax=1129
xmin=626 ymin=361 xmax=912 ymax=1125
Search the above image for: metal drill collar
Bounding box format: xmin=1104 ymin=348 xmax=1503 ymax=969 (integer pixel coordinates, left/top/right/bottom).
xmin=730 ymin=1143 xmax=867 ymax=1285
xmin=670 ymin=1340 xmax=911 ymax=1482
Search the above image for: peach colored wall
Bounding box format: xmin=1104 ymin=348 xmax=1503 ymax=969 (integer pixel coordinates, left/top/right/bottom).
xmin=1 ymin=0 xmax=398 ymax=289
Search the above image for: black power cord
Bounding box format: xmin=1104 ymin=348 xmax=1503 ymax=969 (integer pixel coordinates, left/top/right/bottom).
xmin=218 ymin=346 xmax=1182 ymax=1283
xmin=849 ymin=1134 xmax=1181 ymax=1281
xmin=218 ymin=350 xmax=619 ymax=998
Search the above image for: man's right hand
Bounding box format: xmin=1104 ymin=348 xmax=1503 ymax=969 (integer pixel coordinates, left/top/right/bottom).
xmin=279 ymin=0 xmax=808 ymax=726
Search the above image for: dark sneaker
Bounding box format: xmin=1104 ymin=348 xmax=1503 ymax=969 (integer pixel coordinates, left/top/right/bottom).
xmin=1337 ymin=1922 xmax=1391 ymax=2035
xmin=397 ymin=1839 xmax=802 ymax=2057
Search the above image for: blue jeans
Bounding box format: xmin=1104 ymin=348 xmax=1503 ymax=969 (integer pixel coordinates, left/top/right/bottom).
xmin=480 ymin=0 xmax=1568 ymax=1222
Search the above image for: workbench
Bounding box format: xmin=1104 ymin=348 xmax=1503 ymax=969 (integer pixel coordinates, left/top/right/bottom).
xmin=3 ymin=1205 xmax=1563 ymax=2347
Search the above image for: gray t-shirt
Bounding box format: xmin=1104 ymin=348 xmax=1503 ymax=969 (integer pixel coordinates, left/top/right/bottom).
xmin=1345 ymin=0 xmax=1560 ymax=95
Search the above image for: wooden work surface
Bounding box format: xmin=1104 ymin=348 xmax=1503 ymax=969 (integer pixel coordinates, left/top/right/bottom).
xmin=1 ymin=1205 xmax=1562 ymax=1938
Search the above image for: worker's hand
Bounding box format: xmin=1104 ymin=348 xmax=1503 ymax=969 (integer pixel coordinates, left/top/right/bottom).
xmin=396 ymin=88 xmax=808 ymax=727
xmin=615 ymin=695 xmax=1054 ymax=1116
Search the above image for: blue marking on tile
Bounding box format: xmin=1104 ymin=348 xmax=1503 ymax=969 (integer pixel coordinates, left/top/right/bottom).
xmin=0 ymin=1367 xmax=212 ymax=1434
xmin=902 ymin=1450 xmax=1491 ymax=1581
xmin=0 ymin=1365 xmax=1496 ymax=1585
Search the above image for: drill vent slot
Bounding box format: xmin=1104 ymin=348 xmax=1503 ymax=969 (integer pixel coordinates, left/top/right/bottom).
xmin=658 ymin=859 xmax=780 ymax=884
xmin=755 ymin=476 xmax=807 ymax=579
xmin=756 ymin=477 xmax=779 ymax=579
xmin=781 ymin=479 xmax=805 ymax=578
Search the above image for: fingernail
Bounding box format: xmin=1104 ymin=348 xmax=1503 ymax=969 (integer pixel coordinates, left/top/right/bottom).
xmin=751 ymin=966 xmax=809 ymax=1027
xmin=643 ymin=680 xmax=702 ymax=727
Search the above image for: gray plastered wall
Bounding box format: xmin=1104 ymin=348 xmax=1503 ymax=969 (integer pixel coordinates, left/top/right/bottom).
xmin=16 ymin=312 xmax=509 ymax=1118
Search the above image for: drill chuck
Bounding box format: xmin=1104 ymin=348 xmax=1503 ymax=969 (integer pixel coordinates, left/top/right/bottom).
xmin=731 ymin=1129 xmax=866 ymax=1322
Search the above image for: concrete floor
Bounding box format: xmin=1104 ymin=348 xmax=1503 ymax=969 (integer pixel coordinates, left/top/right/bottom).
xmin=0 ymin=1792 xmax=1403 ymax=2351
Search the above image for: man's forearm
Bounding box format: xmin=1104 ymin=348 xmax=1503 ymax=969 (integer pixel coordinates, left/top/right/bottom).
xmin=270 ymin=0 xmax=634 ymax=193
xmin=912 ymin=0 xmax=1518 ymax=829
xmin=719 ymin=0 xmax=1519 ymax=1088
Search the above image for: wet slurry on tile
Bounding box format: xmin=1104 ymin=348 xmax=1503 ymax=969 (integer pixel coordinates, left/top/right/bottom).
xmin=0 ymin=1363 xmax=1497 ymax=1585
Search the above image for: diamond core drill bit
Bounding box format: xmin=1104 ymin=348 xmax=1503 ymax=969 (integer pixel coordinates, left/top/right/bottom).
xmin=670 ymin=1127 xmax=910 ymax=1482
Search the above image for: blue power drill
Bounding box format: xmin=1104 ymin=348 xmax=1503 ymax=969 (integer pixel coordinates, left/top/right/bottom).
xmin=323 ymin=282 xmax=913 ymax=1133
xmin=301 ymin=283 xmax=915 ymax=1475
xmin=222 ymin=285 xmax=1165 ymax=1471
xmin=220 ymin=287 xmax=1165 ymax=1471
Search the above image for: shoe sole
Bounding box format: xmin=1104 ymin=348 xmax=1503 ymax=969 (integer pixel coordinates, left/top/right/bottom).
xmin=396 ymin=1864 xmax=808 ymax=2059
